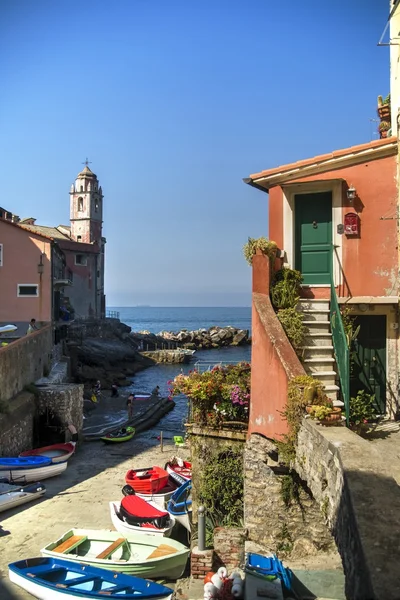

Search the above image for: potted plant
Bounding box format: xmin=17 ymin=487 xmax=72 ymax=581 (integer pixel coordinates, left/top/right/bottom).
xmin=379 ymin=121 xmax=391 ymax=139
xmin=377 ymin=94 xmax=391 ymax=120
xmin=349 ymin=390 xmax=377 ymax=435
xmin=243 ymin=237 xmax=278 ymax=265
xmin=308 ymin=405 xmax=341 ymax=425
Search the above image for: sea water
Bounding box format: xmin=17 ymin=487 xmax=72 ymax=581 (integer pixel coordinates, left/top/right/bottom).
xmin=108 ymin=306 xmax=252 ymax=436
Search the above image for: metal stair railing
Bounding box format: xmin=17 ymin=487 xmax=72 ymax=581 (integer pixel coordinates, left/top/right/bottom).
xmin=330 ymin=261 xmax=350 ymax=425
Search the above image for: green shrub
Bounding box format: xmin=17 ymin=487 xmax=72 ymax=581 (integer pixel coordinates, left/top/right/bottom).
xmin=271 ymin=268 xmax=303 ymax=309
xmin=349 ymin=390 xmax=377 ymax=427
xmin=277 ymin=307 xmax=306 ymax=350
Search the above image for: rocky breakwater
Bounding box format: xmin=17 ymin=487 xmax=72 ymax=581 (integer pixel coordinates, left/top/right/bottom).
xmin=66 ymin=318 xmax=154 ymax=392
xmin=131 ymin=325 xmax=250 ymax=350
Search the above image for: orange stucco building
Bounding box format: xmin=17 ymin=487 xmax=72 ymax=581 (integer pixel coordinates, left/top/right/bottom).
xmin=245 ymin=137 xmax=400 ymax=439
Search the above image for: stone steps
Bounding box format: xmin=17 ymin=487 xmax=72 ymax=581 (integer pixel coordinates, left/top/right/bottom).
xmin=298 ymin=299 xmax=340 ymax=403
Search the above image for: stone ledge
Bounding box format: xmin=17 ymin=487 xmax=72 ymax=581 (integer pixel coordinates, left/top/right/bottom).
xmin=187 ymin=424 xmax=247 ymax=441
xmin=296 ymin=418 xmax=400 ymax=600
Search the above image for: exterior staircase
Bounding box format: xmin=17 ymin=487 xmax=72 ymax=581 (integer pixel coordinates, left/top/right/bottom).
xmin=297 ymin=299 xmax=344 ymax=408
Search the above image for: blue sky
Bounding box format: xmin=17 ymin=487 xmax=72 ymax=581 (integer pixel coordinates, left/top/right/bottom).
xmin=0 ymin=0 xmax=390 ymax=306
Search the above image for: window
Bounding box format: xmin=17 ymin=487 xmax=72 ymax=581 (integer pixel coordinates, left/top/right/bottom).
xmin=77 ymin=235 xmax=82 ymax=242
xmin=94 ymin=202 xmax=99 ymax=212
xmin=80 ymin=186 xmax=83 ymax=192
xmin=17 ymin=284 xmax=39 ymax=297
xmin=0 ymin=243 xmax=2 ymax=266
xmin=77 ymin=197 xmax=83 ymax=212
xmin=75 ymin=254 xmax=87 ymax=266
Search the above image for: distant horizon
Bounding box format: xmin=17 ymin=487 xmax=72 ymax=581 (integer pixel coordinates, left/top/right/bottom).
xmin=108 ymin=305 xmax=251 ymax=309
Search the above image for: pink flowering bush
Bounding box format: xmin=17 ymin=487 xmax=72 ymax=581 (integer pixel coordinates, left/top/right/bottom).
xmin=170 ymin=363 xmax=250 ymax=427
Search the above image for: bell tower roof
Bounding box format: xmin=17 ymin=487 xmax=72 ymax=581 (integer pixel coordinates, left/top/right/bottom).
xmin=77 ymin=165 xmax=97 ymax=179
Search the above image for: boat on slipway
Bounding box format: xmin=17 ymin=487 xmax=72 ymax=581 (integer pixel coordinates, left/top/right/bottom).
xmin=0 ymin=479 xmax=46 ymax=513
xmin=125 ymin=466 xmax=169 ymax=494
xmin=19 ymin=442 xmax=76 ymax=464
xmin=109 ymin=498 xmax=175 ymax=537
xmin=41 ymin=528 xmax=190 ymax=580
xmin=0 ymin=456 xmax=68 ymax=483
xmin=167 ymin=480 xmax=192 ymax=532
xmin=165 ymin=459 xmax=191 ymax=486
xmin=9 ymin=556 xmax=173 ymax=600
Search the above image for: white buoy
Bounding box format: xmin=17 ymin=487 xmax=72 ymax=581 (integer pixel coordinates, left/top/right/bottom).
xmin=217 ymin=566 xmax=228 ymax=580
xmin=210 ymin=573 xmax=223 ymax=590
xmin=204 ymin=582 xmax=218 ymax=599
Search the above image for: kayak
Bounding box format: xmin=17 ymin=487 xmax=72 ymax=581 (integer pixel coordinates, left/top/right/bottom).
xmin=101 ymin=426 xmax=135 ymax=444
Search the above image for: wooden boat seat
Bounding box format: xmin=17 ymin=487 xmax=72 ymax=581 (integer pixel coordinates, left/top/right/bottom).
xmin=53 ymin=535 xmax=87 ymax=554
xmin=99 ymin=586 xmax=131 ymax=595
xmin=146 ymin=543 xmax=178 ymax=560
xmin=96 ymin=538 xmax=126 ymax=560
xmin=56 ymin=575 xmax=97 ymax=588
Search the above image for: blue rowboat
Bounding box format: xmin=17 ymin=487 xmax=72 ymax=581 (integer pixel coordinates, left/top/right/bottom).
xmin=167 ymin=480 xmax=192 ymax=531
xmin=8 ymin=556 xmax=173 ymax=600
xmin=0 ymin=457 xmax=51 ymax=469
xmin=0 ymin=456 xmax=67 ymax=483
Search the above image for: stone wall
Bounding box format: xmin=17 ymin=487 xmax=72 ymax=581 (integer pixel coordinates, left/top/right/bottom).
xmin=0 ymin=325 xmax=53 ymax=403
xmin=295 ymin=418 xmax=400 ymax=600
xmin=188 ymin=427 xmax=246 ymax=525
xmin=244 ymin=434 xmax=335 ymax=559
xmin=0 ymin=391 xmax=35 ymax=456
xmin=35 ymin=383 xmax=84 ymax=445
xmin=213 ymin=527 xmax=247 ymax=572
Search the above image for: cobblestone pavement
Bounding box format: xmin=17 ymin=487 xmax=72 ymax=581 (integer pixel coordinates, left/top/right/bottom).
xmin=0 ymin=428 xmax=190 ymax=598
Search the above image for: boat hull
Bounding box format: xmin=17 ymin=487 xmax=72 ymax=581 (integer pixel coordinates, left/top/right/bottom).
xmin=101 ymin=427 xmax=135 ymax=444
xmin=167 ymin=480 xmax=192 ymax=532
xmin=19 ymin=443 xmax=75 ymax=464
xmin=0 ymin=461 xmax=67 ymax=483
xmin=9 ymin=557 xmax=173 ymax=600
xmin=110 ymin=501 xmax=174 ymax=537
xmin=41 ymin=528 xmax=189 ymax=580
xmin=135 ymin=478 xmax=178 ymax=508
xmin=0 ymin=482 xmax=46 ymax=513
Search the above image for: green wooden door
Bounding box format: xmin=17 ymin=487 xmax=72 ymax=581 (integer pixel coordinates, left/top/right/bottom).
xmin=295 ymin=192 xmax=332 ymax=284
xmin=350 ymin=315 xmax=386 ymax=413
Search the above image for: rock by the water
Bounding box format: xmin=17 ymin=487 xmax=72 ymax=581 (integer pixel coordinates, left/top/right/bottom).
xmin=130 ymin=325 xmax=250 ymax=350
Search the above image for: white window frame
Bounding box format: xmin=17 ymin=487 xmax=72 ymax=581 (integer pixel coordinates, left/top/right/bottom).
xmin=0 ymin=243 xmax=3 ymax=267
xmin=17 ymin=284 xmax=39 ymax=297
xmin=75 ymin=254 xmax=87 ymax=266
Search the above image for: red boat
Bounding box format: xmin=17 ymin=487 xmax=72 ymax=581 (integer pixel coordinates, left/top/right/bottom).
xmin=165 ymin=460 xmax=192 ymax=485
xmin=19 ymin=443 xmax=75 ymax=464
xmin=125 ymin=466 xmax=169 ymax=494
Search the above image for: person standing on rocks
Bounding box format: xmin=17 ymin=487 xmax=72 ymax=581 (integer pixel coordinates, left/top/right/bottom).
xmin=151 ymin=385 xmax=160 ymax=397
xmin=111 ymin=381 xmax=119 ymax=398
xmin=127 ymin=393 xmax=135 ymax=420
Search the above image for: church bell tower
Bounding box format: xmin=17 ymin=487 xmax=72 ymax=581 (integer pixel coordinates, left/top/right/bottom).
xmin=70 ymin=161 xmax=103 ymax=244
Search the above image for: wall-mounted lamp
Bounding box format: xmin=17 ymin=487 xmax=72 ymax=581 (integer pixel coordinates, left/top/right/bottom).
xmin=346 ymin=185 xmax=356 ymax=202
xmin=37 ymin=253 xmax=45 ymax=275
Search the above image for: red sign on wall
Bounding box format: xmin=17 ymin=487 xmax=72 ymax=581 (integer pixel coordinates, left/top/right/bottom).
xmin=344 ymin=212 xmax=359 ymax=236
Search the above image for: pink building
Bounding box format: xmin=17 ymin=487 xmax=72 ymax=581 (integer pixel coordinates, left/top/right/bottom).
xmin=0 ymin=216 xmax=66 ymax=326
xmin=19 ymin=165 xmax=106 ymax=319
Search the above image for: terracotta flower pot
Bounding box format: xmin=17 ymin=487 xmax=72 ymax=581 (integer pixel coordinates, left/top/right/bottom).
xmin=380 ymin=130 xmax=388 ymax=139
xmin=319 ymin=413 xmax=342 ymax=425
xmin=305 ymin=405 xmax=314 ymax=414
xmin=377 ymin=106 xmax=390 ymax=120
